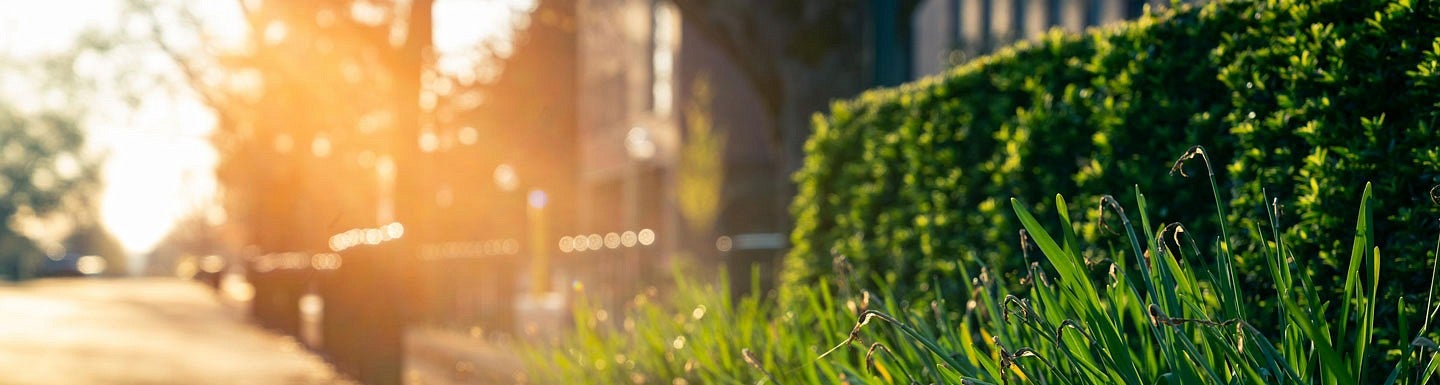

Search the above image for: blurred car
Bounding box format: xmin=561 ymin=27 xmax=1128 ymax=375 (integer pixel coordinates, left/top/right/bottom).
xmin=36 ymin=254 xmax=107 ymax=278
xmin=193 ymin=255 xmax=228 ymax=289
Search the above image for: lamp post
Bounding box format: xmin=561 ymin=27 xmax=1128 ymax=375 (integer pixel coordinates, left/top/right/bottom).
xmin=526 ymin=189 xmax=549 ymax=297
xmin=623 ymin=127 xmax=655 ymax=291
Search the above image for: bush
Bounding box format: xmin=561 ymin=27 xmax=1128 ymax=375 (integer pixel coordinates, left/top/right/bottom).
xmin=817 ymin=182 xmax=1440 ymax=384
xmin=525 ymin=180 xmax=1440 ymax=384
xmin=786 ymin=0 xmax=1440 ymax=336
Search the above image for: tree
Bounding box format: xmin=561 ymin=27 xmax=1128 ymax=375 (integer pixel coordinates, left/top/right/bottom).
xmin=138 ymin=0 xmax=578 ymax=257
xmin=677 ymin=73 xmax=724 ymax=239
xmin=0 ymin=101 xmax=101 ymax=279
xmin=0 ymin=29 xmax=114 ymax=279
xmin=134 ymin=0 xmax=438 ymax=253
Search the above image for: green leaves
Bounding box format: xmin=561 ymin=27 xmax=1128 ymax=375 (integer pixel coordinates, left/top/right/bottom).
xmin=790 ymin=0 xmax=1440 ymax=379
xmin=527 ymin=178 xmax=1439 ymax=385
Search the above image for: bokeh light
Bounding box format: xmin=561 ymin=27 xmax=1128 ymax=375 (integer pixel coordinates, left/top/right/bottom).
xmin=76 ymin=255 xmax=107 ymax=275
xmin=637 ymin=229 xmax=655 ymax=246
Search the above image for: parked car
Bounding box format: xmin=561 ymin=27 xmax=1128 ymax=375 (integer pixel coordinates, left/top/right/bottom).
xmin=36 ymin=254 xmax=107 ymax=278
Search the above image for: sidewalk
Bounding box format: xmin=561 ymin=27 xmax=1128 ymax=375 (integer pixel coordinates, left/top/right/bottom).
xmin=0 ymin=278 xmax=353 ymax=385
xmin=212 ymin=273 xmax=533 ymax=385
xmin=404 ymin=327 xmax=527 ymax=385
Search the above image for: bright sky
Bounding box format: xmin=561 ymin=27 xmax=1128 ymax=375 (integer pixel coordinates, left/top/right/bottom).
xmin=0 ymin=0 xmax=525 ymax=272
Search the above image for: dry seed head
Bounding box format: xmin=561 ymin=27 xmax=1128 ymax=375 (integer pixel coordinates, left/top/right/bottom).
xmin=741 ymin=348 xmax=778 ymax=385
xmin=1235 ymin=323 xmax=1245 ymax=354
xmin=1166 ymin=223 xmax=1190 ymax=251
xmin=1147 ymin=304 xmax=1167 ymax=326
xmin=1055 ymin=319 xmax=1088 ymax=349
xmin=1096 ymin=195 xmax=1127 ymax=236
xmin=1169 ymin=145 xmax=1209 ymax=178
xmin=861 ymin=291 xmax=872 ymax=313
xmin=863 ymin=343 xmax=893 ymax=375
xmin=1155 ymin=223 xmax=1189 ymax=265
xmin=1018 ymin=229 xmax=1032 ymax=260
xmin=1157 ymin=223 xmax=1177 ymax=254
xmin=1003 ymin=295 xmax=1028 ymax=322
xmin=1100 ymin=195 xmax=1127 ymax=217
xmin=1108 ymin=263 xmax=1120 ymax=287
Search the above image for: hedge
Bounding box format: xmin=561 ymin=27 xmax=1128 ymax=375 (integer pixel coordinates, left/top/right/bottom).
xmin=786 ymin=0 xmax=1440 ymax=333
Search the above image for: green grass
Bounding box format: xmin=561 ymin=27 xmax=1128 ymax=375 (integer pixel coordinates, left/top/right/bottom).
xmin=520 ymin=267 xmax=864 ymax=384
xmin=522 ymin=148 xmax=1440 ymax=384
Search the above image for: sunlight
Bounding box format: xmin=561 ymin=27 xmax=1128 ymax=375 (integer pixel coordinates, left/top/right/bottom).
xmin=0 ymin=1 xmax=119 ymax=59
xmin=432 ymin=0 xmax=535 ymax=78
xmin=3 ymin=0 xmax=524 ymax=267
xmin=96 ymin=93 xmax=218 ymax=257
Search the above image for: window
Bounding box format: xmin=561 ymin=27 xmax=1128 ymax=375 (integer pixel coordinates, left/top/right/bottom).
xmin=650 ymin=0 xmax=679 ymax=116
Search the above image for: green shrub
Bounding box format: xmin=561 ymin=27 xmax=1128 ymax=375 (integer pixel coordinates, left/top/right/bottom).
xmin=525 ymin=178 xmax=1440 ymax=384
xmin=1214 ymin=0 xmax=1440 ymax=327
xmin=815 ymin=181 xmax=1440 ymax=384
xmin=786 ymin=0 xmax=1440 ymax=343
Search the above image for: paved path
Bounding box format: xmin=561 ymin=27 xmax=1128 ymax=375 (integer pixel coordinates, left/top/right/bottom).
xmin=404 ymin=328 xmax=525 ymax=385
xmin=0 ymin=278 xmax=352 ymax=385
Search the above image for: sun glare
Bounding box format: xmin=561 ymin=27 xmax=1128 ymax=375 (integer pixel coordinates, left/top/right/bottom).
xmin=3 ymin=0 xmax=524 ymax=269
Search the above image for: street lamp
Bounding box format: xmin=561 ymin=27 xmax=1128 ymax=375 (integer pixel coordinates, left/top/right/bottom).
xmin=623 ymin=126 xmax=655 ymax=288
xmin=527 ymin=189 xmax=550 ymax=297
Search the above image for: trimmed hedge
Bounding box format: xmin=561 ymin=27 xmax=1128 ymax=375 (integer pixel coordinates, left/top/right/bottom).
xmin=787 ymin=0 xmax=1440 ymax=324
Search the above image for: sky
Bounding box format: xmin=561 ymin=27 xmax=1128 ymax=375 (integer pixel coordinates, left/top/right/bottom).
xmin=0 ymin=0 xmax=525 ymax=271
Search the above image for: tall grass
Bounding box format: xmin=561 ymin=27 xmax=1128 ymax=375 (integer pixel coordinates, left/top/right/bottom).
xmin=520 ymin=268 xmax=865 ymax=384
xmin=522 ymin=148 xmax=1440 ymax=384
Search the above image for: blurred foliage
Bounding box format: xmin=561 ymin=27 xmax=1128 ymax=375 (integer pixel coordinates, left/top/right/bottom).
xmin=134 ymin=0 xmax=434 ymax=253
xmin=788 ymin=0 xmax=1440 ymax=338
xmin=0 ymin=105 xmax=97 ymax=279
xmin=677 ymin=73 xmax=725 ymax=238
xmin=137 ymin=0 xmax=577 ymax=257
xmin=0 ymin=29 xmax=119 ymax=279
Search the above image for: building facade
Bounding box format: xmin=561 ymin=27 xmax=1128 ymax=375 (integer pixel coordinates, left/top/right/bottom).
xmin=912 ymin=0 xmax=1200 ymax=77
xmin=568 ymin=0 xmax=684 ymax=307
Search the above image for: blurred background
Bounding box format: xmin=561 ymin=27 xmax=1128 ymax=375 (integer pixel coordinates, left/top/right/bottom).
xmin=0 ymin=0 xmax=1183 ymax=384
